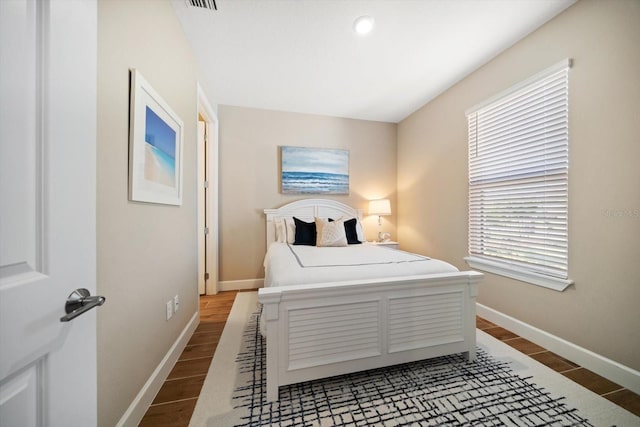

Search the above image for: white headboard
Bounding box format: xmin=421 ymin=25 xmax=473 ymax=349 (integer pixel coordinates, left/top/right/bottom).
xmin=264 ymin=199 xmax=364 ymax=246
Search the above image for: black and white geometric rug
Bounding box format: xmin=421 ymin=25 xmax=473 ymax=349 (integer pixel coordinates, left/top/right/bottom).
xmin=232 ymin=310 xmax=589 ymax=427
xmin=189 ymin=293 xmax=639 ymax=427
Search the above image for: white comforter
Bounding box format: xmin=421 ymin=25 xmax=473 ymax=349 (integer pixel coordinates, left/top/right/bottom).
xmin=263 ymin=242 xmax=458 ymax=288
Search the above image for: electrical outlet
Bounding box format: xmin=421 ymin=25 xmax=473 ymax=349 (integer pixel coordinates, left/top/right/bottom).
xmin=173 ymin=294 xmax=179 ymax=313
xmin=166 ymin=301 xmax=173 ymax=320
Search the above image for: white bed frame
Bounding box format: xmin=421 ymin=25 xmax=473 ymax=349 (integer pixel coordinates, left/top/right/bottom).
xmin=258 ymin=199 xmax=483 ymax=402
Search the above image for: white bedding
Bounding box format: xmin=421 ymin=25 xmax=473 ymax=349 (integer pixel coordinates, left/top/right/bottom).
xmin=263 ymin=242 xmax=459 ymax=288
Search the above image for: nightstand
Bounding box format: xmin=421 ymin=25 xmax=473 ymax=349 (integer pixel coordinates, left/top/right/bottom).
xmin=370 ymin=241 xmax=399 ymax=250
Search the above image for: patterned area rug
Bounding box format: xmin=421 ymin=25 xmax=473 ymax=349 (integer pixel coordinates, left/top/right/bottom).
xmin=189 ymin=293 xmax=638 ymax=427
xmin=232 ymin=309 xmax=589 ymax=427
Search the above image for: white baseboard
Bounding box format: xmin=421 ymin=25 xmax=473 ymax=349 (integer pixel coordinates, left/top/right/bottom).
xmin=218 ymin=278 xmax=264 ymax=291
xmin=116 ymin=311 xmax=199 ymax=427
xmin=477 ymin=303 xmax=640 ymax=395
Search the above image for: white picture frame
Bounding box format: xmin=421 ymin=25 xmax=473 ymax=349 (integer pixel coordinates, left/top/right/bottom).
xmin=128 ymin=69 xmax=184 ymax=205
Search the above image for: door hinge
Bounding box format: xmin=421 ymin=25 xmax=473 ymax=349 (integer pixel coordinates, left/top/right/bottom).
xmin=205 ymin=272 xmax=210 ymax=280
xmin=203 ymin=180 xmax=209 ymax=189
xmin=204 ymin=227 xmax=209 ymax=235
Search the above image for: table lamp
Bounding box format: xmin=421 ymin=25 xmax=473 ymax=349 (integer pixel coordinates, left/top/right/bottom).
xmin=368 ymin=199 xmax=391 ymax=242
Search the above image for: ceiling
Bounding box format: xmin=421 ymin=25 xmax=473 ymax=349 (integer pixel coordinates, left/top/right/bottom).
xmin=171 ymin=0 xmax=575 ymax=123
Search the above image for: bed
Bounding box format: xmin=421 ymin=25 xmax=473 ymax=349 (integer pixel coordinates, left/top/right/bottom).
xmin=258 ymin=199 xmax=483 ymax=402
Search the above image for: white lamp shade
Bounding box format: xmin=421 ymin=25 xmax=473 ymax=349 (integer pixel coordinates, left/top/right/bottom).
xmin=369 ymin=199 xmax=391 ymax=216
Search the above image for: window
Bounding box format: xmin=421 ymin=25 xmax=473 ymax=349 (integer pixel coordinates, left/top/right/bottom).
xmin=465 ymin=59 xmax=573 ymax=291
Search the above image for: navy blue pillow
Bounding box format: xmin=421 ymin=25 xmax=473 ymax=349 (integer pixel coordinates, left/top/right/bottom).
xmin=343 ymin=218 xmax=362 ymax=244
xmin=293 ymin=217 xmax=316 ymax=246
xmin=328 ymin=218 xmax=362 ymax=244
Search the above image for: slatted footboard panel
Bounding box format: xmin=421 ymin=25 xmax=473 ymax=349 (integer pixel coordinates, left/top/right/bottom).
xmin=259 ymin=271 xmax=483 ymax=401
xmin=388 ymin=291 xmax=464 ymax=353
xmin=287 ymin=301 xmax=381 ymax=370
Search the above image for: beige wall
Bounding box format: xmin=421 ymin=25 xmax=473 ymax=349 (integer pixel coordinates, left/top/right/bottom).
xmin=398 ymin=0 xmax=640 ymax=371
xmin=218 ymin=106 xmax=397 ymax=282
xmin=97 ymin=1 xmax=203 ymax=425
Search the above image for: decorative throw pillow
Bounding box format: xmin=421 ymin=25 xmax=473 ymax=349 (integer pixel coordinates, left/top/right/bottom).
xmin=293 ymin=217 xmax=316 ymax=245
xmin=343 ymin=218 xmax=362 ymax=244
xmin=329 ymin=217 xmax=363 ymax=244
xmin=316 ymin=218 xmax=348 ymax=247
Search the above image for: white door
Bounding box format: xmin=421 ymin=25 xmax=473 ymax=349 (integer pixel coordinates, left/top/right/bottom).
xmin=0 ymin=1 xmax=98 ymax=426
xmin=197 ymin=120 xmax=206 ymax=295
xmin=197 ymin=88 xmax=218 ymax=295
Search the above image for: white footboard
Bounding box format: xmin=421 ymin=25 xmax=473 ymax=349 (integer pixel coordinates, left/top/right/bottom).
xmin=258 ymin=271 xmax=483 ymax=402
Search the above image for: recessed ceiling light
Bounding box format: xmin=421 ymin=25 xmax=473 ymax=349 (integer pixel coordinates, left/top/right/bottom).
xmin=353 ymin=15 xmax=375 ymax=35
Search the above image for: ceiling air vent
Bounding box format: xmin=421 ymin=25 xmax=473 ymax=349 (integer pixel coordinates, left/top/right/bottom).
xmin=187 ymin=0 xmax=217 ymax=11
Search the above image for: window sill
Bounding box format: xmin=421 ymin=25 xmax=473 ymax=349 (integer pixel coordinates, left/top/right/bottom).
xmin=464 ymin=256 xmax=573 ymax=292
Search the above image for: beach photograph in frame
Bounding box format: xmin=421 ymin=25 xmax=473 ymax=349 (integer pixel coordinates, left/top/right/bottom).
xmin=281 ymin=146 xmax=349 ymax=194
xmin=128 ymin=69 xmax=184 ymax=205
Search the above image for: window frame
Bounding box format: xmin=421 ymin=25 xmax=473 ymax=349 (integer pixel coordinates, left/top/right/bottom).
xmin=464 ymin=59 xmax=574 ymax=292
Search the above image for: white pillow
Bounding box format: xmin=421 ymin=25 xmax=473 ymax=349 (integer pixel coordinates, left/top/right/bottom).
xmin=274 ymin=219 xmax=285 ymax=243
xmin=284 ymin=218 xmax=295 ymax=244
xmin=315 ymin=218 xmax=348 ymax=247
xmin=355 ymin=218 xmax=365 ymax=242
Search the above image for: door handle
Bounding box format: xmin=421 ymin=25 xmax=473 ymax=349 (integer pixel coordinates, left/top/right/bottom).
xmin=60 ymin=288 xmax=106 ymax=322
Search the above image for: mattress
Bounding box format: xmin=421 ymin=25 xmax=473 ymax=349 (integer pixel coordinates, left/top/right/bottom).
xmin=263 ymin=242 xmax=459 ymax=288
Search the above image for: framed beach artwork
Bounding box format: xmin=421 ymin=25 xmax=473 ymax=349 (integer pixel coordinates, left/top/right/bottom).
xmin=128 ymin=69 xmax=183 ymax=205
xmin=281 ymin=146 xmax=349 ymax=194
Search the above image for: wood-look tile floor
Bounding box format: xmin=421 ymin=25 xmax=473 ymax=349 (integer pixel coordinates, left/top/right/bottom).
xmin=138 ymin=290 xmax=243 ymax=427
xmin=478 ymin=319 xmax=640 ymax=417
xmin=139 ymin=292 xmax=640 ymax=426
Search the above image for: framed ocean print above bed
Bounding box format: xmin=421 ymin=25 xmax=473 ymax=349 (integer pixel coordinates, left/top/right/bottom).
xmin=128 ymin=69 xmax=184 ymax=205
xmin=281 ymin=146 xmax=349 ymax=194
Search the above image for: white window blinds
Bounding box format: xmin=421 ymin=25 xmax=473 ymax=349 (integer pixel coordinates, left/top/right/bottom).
xmin=466 ymin=59 xmax=573 ymax=291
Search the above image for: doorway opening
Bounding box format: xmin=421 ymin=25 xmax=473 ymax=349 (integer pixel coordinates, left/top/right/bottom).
xmin=197 ymin=85 xmax=218 ymax=295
